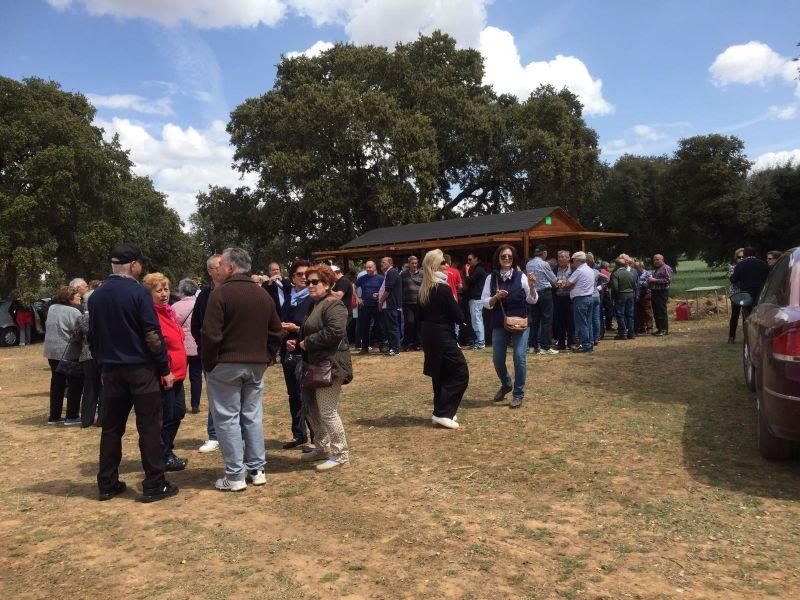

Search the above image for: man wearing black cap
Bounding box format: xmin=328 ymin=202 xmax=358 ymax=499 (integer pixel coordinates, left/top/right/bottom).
xmin=525 ymin=244 xmax=559 ymax=355
xmin=88 ymin=243 xmax=179 ymax=502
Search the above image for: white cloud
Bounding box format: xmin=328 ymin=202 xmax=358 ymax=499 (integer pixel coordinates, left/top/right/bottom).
xmin=86 ymin=93 xmax=173 ymax=115
xmin=632 ymin=125 xmax=664 ymax=142
xmin=751 ymin=149 xmax=800 ymax=171
xmin=479 ymin=26 xmax=613 ymax=116
xmin=346 ymin=0 xmax=487 ymax=47
xmin=48 ymin=0 xmax=286 ymax=28
xmin=709 ymin=41 xmax=796 ymax=87
xmin=96 ymin=117 xmax=257 ymax=223
xmin=768 ymin=104 xmax=798 ymax=120
xmin=286 ymin=40 xmax=335 ymax=59
xmin=600 ymin=138 xmax=643 ymax=159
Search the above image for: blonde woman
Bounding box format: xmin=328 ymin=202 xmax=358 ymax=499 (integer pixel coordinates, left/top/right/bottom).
xmin=418 ymin=249 xmax=469 ymax=429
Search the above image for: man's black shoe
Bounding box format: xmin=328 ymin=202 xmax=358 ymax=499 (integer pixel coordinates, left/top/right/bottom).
xmin=573 ymin=346 xmax=593 ymax=353
xmin=141 ymin=481 xmax=179 ymax=503
xmin=282 ymin=437 xmax=308 ymax=449
xmin=384 ymin=349 xmax=399 ymax=357
xmin=651 ymin=330 xmax=665 ymax=336
xmin=99 ymin=480 xmax=127 ymax=501
xmin=613 ymin=335 xmax=628 ymax=340
xmin=165 ymin=456 xmax=188 ymax=471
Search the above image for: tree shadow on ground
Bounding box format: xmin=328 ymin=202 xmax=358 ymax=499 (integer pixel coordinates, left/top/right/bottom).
xmin=354 ymin=415 xmax=430 ymax=428
xmin=26 ymin=479 xmax=103 ymax=501
xmin=583 ymin=328 xmax=800 ymax=501
xmin=14 ymin=391 xmax=48 ymax=398
xmin=14 ymin=414 xmax=52 ymax=426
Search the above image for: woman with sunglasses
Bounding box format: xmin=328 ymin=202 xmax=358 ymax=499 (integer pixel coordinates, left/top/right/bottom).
xmin=418 ymin=249 xmax=469 ymax=429
xmin=287 ymin=264 xmax=352 ymax=471
xmin=727 ymin=248 xmax=744 ymax=343
xmin=481 ymin=245 xmax=538 ymax=409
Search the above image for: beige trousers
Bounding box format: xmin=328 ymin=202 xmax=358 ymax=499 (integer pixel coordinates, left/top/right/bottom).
xmin=307 ymin=379 xmax=349 ymax=462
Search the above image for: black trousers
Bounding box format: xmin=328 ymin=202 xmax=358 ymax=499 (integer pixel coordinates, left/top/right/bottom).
xmin=402 ymin=303 xmax=420 ymax=348
xmin=359 ymin=306 xmax=383 ymax=348
xmin=48 ymin=359 xmax=82 ymax=421
xmin=528 ymin=288 xmax=554 ymax=349
xmin=80 ymin=358 xmax=103 ymax=427
xmin=421 ymin=323 xmax=469 ymax=419
xmin=161 ymin=380 xmax=186 ymax=460
xmin=382 ymin=308 xmax=401 ymax=352
xmin=187 ymin=355 xmax=203 ymax=410
xmin=97 ymin=364 xmax=165 ymax=494
xmin=651 ymin=289 xmax=669 ymax=333
xmin=553 ymin=294 xmax=575 ymax=346
xmin=282 ymin=353 xmax=308 ymax=441
xmin=729 ymin=303 xmax=742 ymax=340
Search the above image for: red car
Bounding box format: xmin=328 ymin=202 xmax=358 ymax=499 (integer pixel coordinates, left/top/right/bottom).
xmin=743 ymin=247 xmax=800 ymax=459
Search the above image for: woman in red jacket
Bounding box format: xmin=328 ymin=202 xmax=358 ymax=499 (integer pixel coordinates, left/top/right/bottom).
xmin=144 ymin=273 xmax=189 ymax=472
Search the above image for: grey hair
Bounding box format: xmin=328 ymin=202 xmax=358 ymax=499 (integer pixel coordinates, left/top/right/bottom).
xmin=206 ymin=253 xmax=222 ymax=270
xmin=222 ymin=248 xmax=252 ymax=273
xmin=408 ymin=255 xmax=418 ymax=262
xmin=69 ymin=278 xmax=87 ymax=288
xmin=177 ymin=278 xmax=198 ymax=297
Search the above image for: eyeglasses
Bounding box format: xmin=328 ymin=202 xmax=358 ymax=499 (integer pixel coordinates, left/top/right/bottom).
xmin=735 ymin=256 xmax=743 ymax=260
xmin=306 ymin=278 xmax=322 ymax=286
xmin=499 ymin=254 xmax=513 ymax=259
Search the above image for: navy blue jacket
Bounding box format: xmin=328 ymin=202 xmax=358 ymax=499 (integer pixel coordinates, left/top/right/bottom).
xmin=488 ymin=270 xmax=527 ymax=329
xmin=88 ymin=275 xmax=169 ymax=375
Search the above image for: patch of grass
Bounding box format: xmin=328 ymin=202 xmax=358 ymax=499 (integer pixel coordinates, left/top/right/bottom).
xmin=321 ymin=572 xmax=340 ymax=583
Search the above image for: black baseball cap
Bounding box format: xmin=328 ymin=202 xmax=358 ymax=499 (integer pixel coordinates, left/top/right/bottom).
xmin=110 ymin=242 xmax=149 ymax=264
xmin=534 ymin=244 xmax=548 ymax=254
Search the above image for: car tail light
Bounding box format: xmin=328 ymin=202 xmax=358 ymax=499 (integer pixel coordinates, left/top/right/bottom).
xmin=773 ymin=323 xmax=800 ymax=362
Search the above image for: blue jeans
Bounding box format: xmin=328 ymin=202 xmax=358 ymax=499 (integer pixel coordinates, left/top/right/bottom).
xmin=161 ymin=380 xmax=186 ymax=460
xmin=615 ymin=294 xmax=635 ymax=338
xmin=206 ymin=363 xmax=267 ymax=480
xmin=572 ymin=295 xmax=594 ymax=350
xmin=491 ymin=327 xmax=529 ymax=399
xmin=468 ymin=299 xmax=485 ymax=348
xmin=382 ymin=308 xmax=401 ymax=352
xmin=591 ymin=296 xmax=601 ymax=343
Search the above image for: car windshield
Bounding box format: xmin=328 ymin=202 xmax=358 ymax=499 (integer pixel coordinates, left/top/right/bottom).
xmin=789 ymin=252 xmax=800 ymax=307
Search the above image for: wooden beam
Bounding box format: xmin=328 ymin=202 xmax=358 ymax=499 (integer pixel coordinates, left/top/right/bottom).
xmin=523 ymin=231 xmax=530 ymax=260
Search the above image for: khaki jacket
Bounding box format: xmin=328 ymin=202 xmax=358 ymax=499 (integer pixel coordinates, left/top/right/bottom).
xmin=301 ymin=293 xmax=353 ymax=384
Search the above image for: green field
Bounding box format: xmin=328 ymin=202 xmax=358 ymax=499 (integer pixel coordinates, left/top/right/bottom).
xmin=671 ymin=259 xmax=728 ymax=296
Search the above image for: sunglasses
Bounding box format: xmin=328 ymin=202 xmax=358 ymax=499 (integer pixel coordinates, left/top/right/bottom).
xmin=306 ymin=278 xmax=322 ymax=286
xmin=735 ymin=256 xmax=743 ymax=260
xmin=499 ymin=254 xmax=513 ymax=259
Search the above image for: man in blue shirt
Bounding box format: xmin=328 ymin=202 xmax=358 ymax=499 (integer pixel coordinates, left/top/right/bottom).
xmin=89 ymin=243 xmax=178 ymax=503
xmin=525 ymin=244 xmax=558 ymax=354
xmin=356 ymin=260 xmax=384 ymax=354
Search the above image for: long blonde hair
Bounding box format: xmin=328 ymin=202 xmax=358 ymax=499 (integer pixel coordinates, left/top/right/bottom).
xmin=419 ymin=249 xmax=444 ymax=306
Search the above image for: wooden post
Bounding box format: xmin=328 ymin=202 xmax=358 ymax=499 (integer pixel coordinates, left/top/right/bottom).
xmin=342 ymin=256 xmax=350 ymax=273
xmin=523 ymin=232 xmax=530 ymax=260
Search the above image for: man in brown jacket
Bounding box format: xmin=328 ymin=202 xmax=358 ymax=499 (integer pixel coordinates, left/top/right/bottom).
xmin=202 ymin=247 xmax=283 ymax=491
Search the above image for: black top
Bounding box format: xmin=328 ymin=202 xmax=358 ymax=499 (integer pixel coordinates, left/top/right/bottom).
xmin=731 ymin=257 xmax=770 ymax=295
xmin=418 ymin=283 xmax=464 ymax=326
xmin=332 ymin=275 xmax=353 ymax=314
xmin=400 ymin=268 xmax=423 ymax=304
xmin=383 ymin=267 xmax=403 ymax=310
xmin=262 ymin=278 xmax=291 ymax=310
xmin=87 ymin=275 xmax=169 ymax=375
xmin=191 ymin=285 xmax=211 ymax=353
xmin=279 ymin=292 xmax=313 ymax=358
xmin=463 ymin=264 xmax=487 ymax=300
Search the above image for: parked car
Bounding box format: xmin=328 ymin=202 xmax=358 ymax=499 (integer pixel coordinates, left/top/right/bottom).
xmin=0 ymin=299 xmax=20 ymax=346
xmin=742 ymin=247 xmax=800 ymax=459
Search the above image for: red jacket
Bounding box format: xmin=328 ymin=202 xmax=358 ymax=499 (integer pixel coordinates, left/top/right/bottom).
xmin=154 ymin=303 xmax=187 ymax=382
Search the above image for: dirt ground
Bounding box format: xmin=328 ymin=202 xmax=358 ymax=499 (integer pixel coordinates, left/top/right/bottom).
xmin=2 ymin=313 xmax=800 ymax=599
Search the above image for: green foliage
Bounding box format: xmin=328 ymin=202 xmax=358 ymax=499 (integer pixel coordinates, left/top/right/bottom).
xmin=215 ymin=31 xmax=603 ymax=262
xmin=0 ymin=76 xmax=201 ymax=303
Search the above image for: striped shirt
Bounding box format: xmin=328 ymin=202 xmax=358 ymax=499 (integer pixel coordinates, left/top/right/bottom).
xmin=525 ymin=256 xmax=557 ymax=291
xmin=651 ymin=264 xmax=673 ymax=290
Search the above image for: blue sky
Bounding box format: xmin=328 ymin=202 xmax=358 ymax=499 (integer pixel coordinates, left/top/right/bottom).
xmin=1 ymin=0 xmax=798 ymax=222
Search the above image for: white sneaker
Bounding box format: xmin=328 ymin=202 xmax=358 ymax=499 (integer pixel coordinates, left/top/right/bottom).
xmin=432 ymin=415 xmax=459 ymax=429
xmin=215 ymin=476 xmax=246 ymax=492
xmin=301 ymin=448 xmax=330 ymax=462
xmin=246 ymin=469 xmax=266 ymax=486
xmin=198 ymin=440 xmax=219 ymax=453
xmin=545 ymin=348 xmax=560 ymax=355
xmin=316 ymin=458 xmax=350 ymax=471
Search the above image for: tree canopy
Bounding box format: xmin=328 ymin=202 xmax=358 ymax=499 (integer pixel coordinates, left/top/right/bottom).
xmin=202 ymin=32 xmax=602 ymax=261
xmin=0 ymin=76 xmax=201 ymax=303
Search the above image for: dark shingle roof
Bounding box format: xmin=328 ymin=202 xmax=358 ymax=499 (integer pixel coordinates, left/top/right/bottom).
xmin=342 ymin=207 xmax=561 ymax=249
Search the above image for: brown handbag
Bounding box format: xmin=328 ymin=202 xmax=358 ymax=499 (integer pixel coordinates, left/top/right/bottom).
xmin=301 ymin=359 xmax=332 ymax=389
xmin=495 ymin=274 xmax=528 ymax=333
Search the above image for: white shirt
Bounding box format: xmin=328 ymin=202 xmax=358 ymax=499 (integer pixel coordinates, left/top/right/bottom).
xmin=480 ymin=270 xmax=538 ymax=310
xmin=568 ymin=263 xmax=596 ymax=299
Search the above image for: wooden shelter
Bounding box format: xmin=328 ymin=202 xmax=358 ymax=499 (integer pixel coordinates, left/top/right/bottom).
xmin=313 ymin=206 xmax=627 ymax=269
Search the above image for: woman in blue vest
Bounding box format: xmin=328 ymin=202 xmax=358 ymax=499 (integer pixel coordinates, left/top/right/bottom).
xmin=481 ymin=244 xmax=538 ymax=409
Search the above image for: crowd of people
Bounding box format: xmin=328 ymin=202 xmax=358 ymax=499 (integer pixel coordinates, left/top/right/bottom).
xmin=41 ymin=238 xmax=773 ymax=502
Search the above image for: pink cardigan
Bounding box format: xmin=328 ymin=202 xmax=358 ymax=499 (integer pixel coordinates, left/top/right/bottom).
xmin=171 ymin=296 xmax=198 ymax=357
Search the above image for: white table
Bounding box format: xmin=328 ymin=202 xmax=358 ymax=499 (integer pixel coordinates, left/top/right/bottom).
xmin=685 ymin=286 xmax=728 ymax=317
